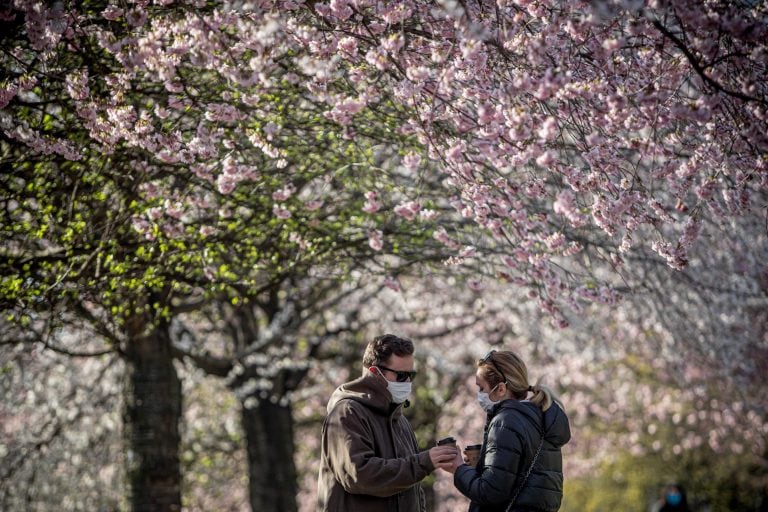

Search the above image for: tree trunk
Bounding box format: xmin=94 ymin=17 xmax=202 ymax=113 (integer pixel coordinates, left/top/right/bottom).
xmin=124 ymin=313 xmax=182 ymax=511
xmin=241 ymin=398 xmax=298 ymax=512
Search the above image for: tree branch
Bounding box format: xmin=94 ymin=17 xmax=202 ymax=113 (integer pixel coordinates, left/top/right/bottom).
xmin=651 ymin=19 xmax=767 ymax=106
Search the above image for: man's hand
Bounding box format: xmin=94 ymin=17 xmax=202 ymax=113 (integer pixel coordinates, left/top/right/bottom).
xmin=434 ymin=446 xmax=464 ymax=474
xmin=428 ymin=445 xmax=459 ymax=469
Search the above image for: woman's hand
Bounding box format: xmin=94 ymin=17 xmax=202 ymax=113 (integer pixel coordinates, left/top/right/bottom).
xmin=436 ymin=445 xmax=465 ymax=474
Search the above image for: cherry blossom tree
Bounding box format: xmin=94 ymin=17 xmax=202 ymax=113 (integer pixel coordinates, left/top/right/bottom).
xmin=0 ymin=319 xmax=125 ymax=511
xmin=276 ymin=0 xmax=767 ymax=327
xmin=0 ymin=2 xmax=459 ymax=510
xmin=2 ymin=1 xmax=767 ymax=511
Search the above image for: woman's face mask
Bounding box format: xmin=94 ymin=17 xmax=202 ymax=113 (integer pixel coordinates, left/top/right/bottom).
xmin=477 ymin=383 xmax=501 ymax=412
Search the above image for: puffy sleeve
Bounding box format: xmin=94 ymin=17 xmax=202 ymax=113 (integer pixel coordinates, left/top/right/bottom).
xmin=454 ymin=417 xmax=524 ymax=505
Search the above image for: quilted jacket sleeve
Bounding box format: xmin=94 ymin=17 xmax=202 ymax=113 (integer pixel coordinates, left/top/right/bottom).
xmin=454 ymin=418 xmax=525 ymax=505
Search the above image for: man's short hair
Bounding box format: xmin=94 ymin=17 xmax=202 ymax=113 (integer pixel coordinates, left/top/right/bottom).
xmin=363 ymin=334 xmax=414 ymax=368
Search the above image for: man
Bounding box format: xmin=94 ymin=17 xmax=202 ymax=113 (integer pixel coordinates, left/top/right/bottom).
xmin=317 ymin=334 xmax=457 ymax=511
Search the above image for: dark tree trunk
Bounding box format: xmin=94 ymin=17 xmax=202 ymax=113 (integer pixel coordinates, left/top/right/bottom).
xmin=241 ymin=398 xmax=298 ymax=512
xmin=124 ymin=313 xmax=182 ymax=512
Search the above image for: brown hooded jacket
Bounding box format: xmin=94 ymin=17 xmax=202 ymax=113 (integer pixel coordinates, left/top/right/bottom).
xmin=317 ymin=371 xmax=435 ymax=511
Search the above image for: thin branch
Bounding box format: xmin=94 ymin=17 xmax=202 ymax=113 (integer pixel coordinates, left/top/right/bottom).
xmin=651 ymin=19 xmax=767 ymax=106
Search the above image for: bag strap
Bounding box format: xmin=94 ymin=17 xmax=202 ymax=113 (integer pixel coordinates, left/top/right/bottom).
xmin=504 ymin=421 xmax=545 ymax=512
xmin=504 ymin=437 xmax=543 ymax=512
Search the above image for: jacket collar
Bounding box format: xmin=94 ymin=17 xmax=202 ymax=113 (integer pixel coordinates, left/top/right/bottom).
xmin=328 ymin=371 xmax=404 ymax=417
xmin=487 ymin=399 xmax=540 ymax=421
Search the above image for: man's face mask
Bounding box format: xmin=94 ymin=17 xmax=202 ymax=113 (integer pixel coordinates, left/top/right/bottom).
xmin=373 ymin=366 xmax=414 ymax=404
xmin=386 ymin=380 xmax=412 ymax=404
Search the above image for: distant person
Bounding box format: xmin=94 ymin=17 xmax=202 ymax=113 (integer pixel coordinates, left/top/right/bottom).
xmin=317 ymin=334 xmax=458 ymax=511
xmin=438 ymin=349 xmax=571 ymax=511
xmin=651 ymin=483 xmax=690 ymax=512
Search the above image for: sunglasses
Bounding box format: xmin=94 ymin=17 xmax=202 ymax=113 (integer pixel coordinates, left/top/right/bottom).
xmin=479 ymin=350 xmax=508 ymax=384
xmin=377 ymin=365 xmax=417 ymax=382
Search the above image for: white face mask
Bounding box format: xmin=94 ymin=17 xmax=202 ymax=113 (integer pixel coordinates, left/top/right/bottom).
xmin=477 ymin=384 xmax=501 ymax=412
xmin=373 ymin=367 xmax=413 ymax=404
xmin=387 ymin=380 xmax=412 ymax=404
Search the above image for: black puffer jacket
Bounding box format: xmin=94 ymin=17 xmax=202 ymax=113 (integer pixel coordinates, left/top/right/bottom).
xmin=454 ymin=399 xmax=571 ymax=512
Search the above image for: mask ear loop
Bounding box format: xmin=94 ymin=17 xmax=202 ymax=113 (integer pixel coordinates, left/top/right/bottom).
xmin=370 ymin=366 xmax=386 ymax=380
xmin=491 ymin=380 xmax=515 ymax=401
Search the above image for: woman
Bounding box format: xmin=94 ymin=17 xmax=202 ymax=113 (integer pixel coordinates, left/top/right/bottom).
xmin=439 ymin=350 xmax=571 ymax=512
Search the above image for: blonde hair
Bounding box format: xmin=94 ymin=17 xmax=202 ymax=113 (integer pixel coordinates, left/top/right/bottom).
xmin=477 ymin=350 xmax=561 ymax=411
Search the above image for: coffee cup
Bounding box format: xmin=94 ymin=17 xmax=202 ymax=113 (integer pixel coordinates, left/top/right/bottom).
xmin=464 ymin=444 xmax=482 ymax=467
xmin=437 ymin=436 xmax=457 ymax=447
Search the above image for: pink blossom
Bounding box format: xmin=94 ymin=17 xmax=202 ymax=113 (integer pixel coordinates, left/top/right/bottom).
xmin=405 ymin=66 xmax=430 ymax=83
xmin=381 ymin=34 xmax=404 ymax=54
xmin=337 ymin=36 xmax=358 ymax=55
xmin=523 ymin=180 xmax=545 ymax=198
xmin=393 ymin=201 xmax=420 ymax=220
xmin=502 ymin=256 xmax=518 ymax=269
xmin=126 ymin=8 xmax=147 ymax=27
xmin=402 ymin=152 xmax=421 ymax=170
xmin=325 ymin=98 xmax=366 ymax=125
xmin=383 ymin=276 xmax=401 ymax=292
xmin=217 ymin=175 xmax=236 ymax=195
xmin=419 ymin=209 xmax=437 ymax=221
xmin=65 ymin=70 xmax=89 ymax=101
xmin=0 ymin=83 xmax=18 ymax=108
xmin=154 ymin=104 xmax=171 ymax=119
xmin=477 ymin=103 xmax=495 ymax=125
xmin=364 ymin=48 xmax=389 ymax=70
xmin=101 ymin=6 xmax=123 ymax=20
xmin=433 ymin=227 xmax=459 ymax=249
xmin=304 ymin=199 xmax=324 ymax=211
xmin=329 ymin=0 xmax=353 ymax=20
xmin=156 ymin=150 xmax=179 ymax=163
xmin=314 ymin=3 xmax=332 ymax=18
xmin=378 ymin=3 xmax=412 ymax=24
xmin=601 ymin=37 xmax=622 ymax=51
xmin=131 ymin=216 xmax=150 ymax=234
xmin=272 ymin=184 xmax=296 ymax=202
xmin=536 ymin=151 xmax=556 ymax=167
xmin=467 ymin=279 xmax=485 ymax=291
xmin=446 ymin=142 xmax=465 ymax=162
xmin=368 ymin=229 xmax=383 ymax=251
xmin=545 ymin=233 xmax=566 ymax=250
xmin=273 ymin=204 xmax=292 ymax=219
xmin=553 ymin=190 xmax=586 ymax=227
xmin=362 ymin=191 xmax=381 ymax=213
xmin=204 ymin=103 xmax=245 ymax=123
xmin=537 ymin=116 xmax=558 ymax=141
xmin=678 ymin=216 xmax=702 ymax=249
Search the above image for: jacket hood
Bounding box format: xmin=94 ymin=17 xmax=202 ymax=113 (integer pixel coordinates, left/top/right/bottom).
xmin=495 ymin=399 xmax=571 ymax=448
xmin=326 ymin=371 xmax=396 ymax=416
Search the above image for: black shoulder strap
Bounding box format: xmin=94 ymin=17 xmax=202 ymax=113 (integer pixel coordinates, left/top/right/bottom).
xmin=505 ymin=406 xmax=545 ymax=512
